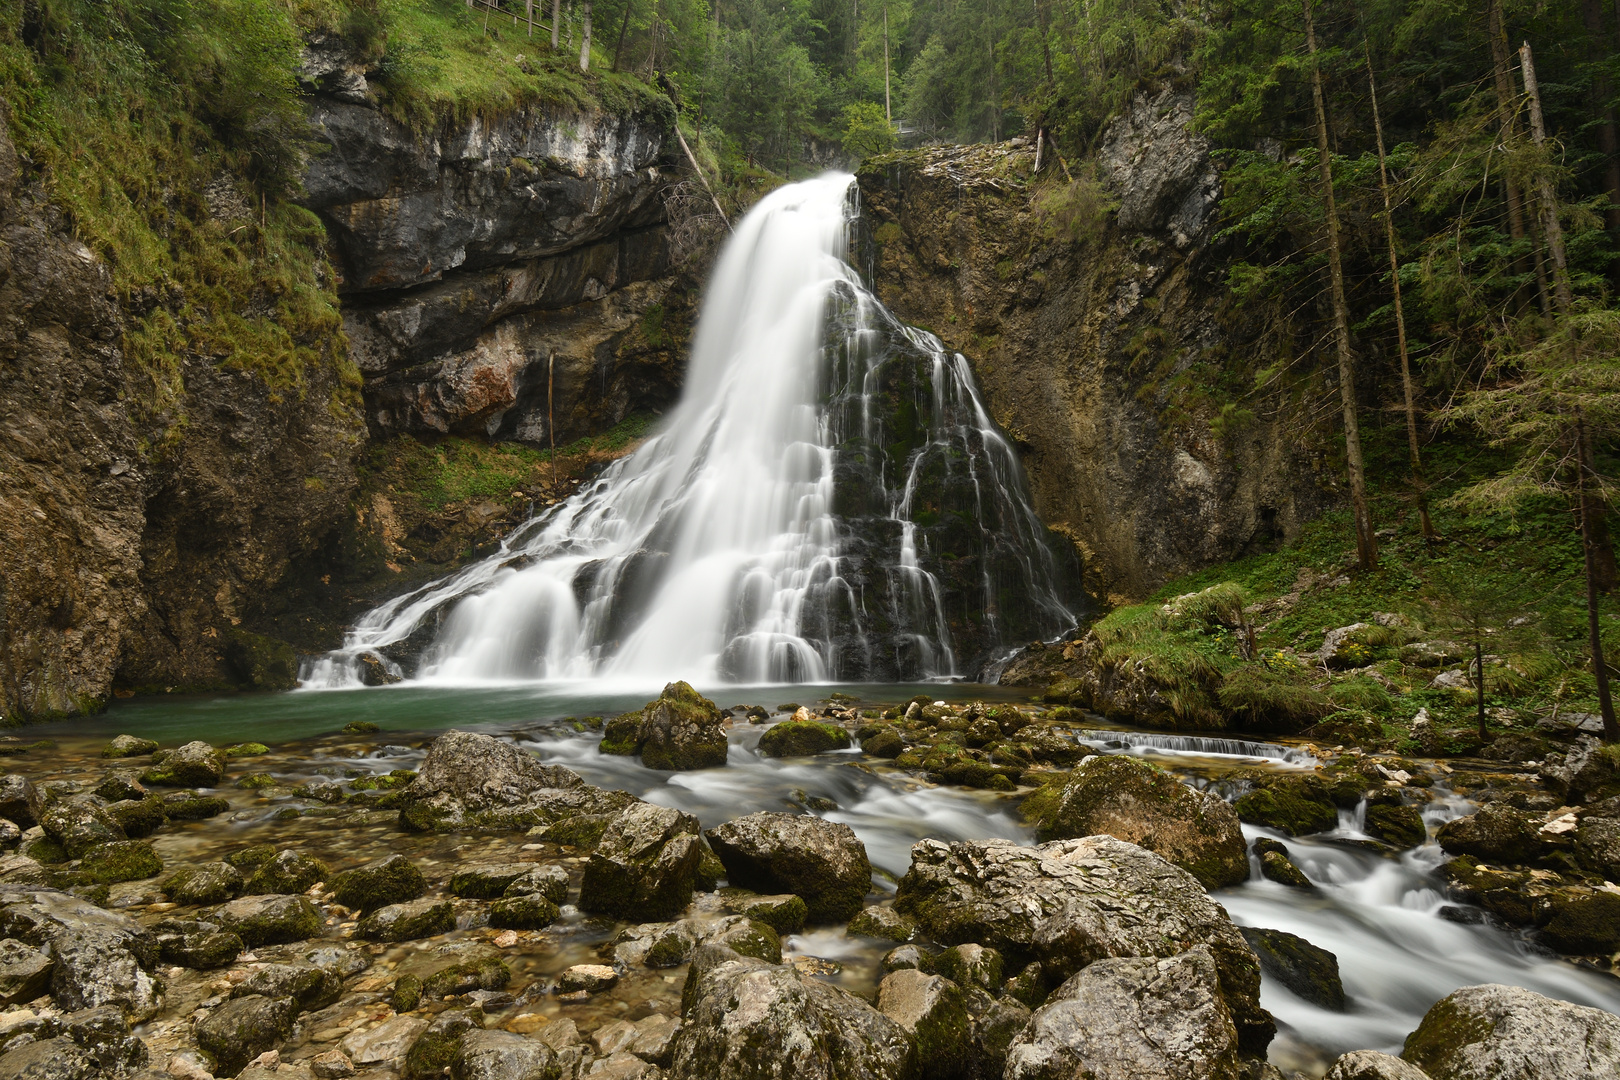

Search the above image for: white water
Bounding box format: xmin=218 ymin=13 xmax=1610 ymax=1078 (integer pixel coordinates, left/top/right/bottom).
xmin=305 ymin=174 xmax=1073 ymax=689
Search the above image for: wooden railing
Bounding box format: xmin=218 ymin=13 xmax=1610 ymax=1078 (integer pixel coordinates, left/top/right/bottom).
xmin=464 ymin=0 xmax=556 ymax=38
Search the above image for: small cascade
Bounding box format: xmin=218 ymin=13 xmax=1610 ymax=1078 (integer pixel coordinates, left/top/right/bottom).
xmin=1074 ymin=729 xmax=1319 ymax=767
xmin=303 ymin=174 xmax=1077 ymax=689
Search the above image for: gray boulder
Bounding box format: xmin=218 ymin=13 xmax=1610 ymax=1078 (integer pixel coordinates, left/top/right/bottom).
xmin=398 ymin=730 xmax=630 ymax=832
xmin=580 ymin=803 xmax=706 ymax=920
xmin=601 ymin=681 xmax=729 ymax=770
xmin=0 ymin=1037 xmax=97 ymax=1079
xmin=705 ymin=812 xmax=872 ymax=922
xmin=142 ymin=741 xmax=224 ymax=787
xmin=244 ymin=849 xmax=329 ymax=895
xmin=1004 ymin=946 xmax=1239 ymax=1080
xmin=1402 ymin=982 xmax=1620 ymax=1080
xmin=894 ymin=836 xmax=1271 ymax=1052
xmin=0 ymin=938 xmax=52 ymax=1006
xmin=1437 ymin=804 xmax=1545 ymax=864
xmin=0 ymin=774 xmax=43 ymax=826
xmin=488 ymin=893 xmax=560 ymax=930
xmin=195 ymin=994 xmax=297 ymax=1077
xmin=452 ymin=1028 xmax=560 ymax=1080
xmin=154 ymin=918 xmax=243 ymax=969
xmin=1325 ymin=1052 xmax=1432 ymax=1080
xmin=875 ymin=969 xmax=970 ymax=1078
xmin=234 ymin=961 xmax=343 ymax=1013
xmin=99 ymin=735 xmax=158 ymax=760
xmin=670 ymin=952 xmax=913 ymax=1080
xmin=211 ymin=893 xmax=323 ymax=947
xmin=504 ymin=863 xmax=569 ymax=904
xmin=163 ymin=861 xmax=245 ymax=906
xmin=59 ymin=1004 xmax=148 ymax=1075
xmin=449 ymin=862 xmax=535 ymax=899
xmin=0 ymin=886 xmax=160 ymax=1019
xmin=40 ymin=798 xmax=125 ymax=858
xmin=1575 ymin=816 xmax=1620 ymax=880
xmin=608 ymin=915 xmax=781 ymax=969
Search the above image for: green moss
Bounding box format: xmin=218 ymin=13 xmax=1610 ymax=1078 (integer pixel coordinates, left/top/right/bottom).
xmin=402 ymin=1009 xmax=481 ymax=1080
xmin=222 ymin=742 xmax=270 ymax=758
xmin=78 ymin=840 xmax=163 ymax=883
xmin=391 ymin=973 xmax=423 ymax=1012
xmin=330 ymin=857 xmax=426 ymax=913
xmin=757 ymin=720 xmax=851 ymax=757
xmin=1233 ymin=777 xmax=1338 ymax=836
xmin=489 ymin=893 xmax=560 ymax=929
xmin=1403 ymin=996 xmax=1499 ymax=1072
xmin=236 ymin=773 xmax=278 ymax=790
xmin=1364 ymin=804 xmax=1426 ymax=848
xmin=420 ymin=957 xmax=510 ymax=999
xmin=599 ymin=711 xmax=644 ymax=756
xmin=343 ymin=721 xmax=382 ymax=734
xmin=21 ymin=835 xmax=67 ymax=865
xmin=1541 ymin=892 xmax=1620 ymax=954
xmin=542 ymin=813 xmax=613 ymax=848
xmin=108 ymin=796 xmax=168 ymax=838
xmin=164 ymin=794 xmax=230 ymax=820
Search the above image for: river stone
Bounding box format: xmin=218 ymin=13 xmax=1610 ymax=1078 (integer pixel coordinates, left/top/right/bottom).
xmin=154 ymin=918 xmax=244 ymax=969
xmin=78 ymin=840 xmax=161 ymax=884
xmin=722 ymin=892 xmax=807 ymax=934
xmin=1325 ymin=1051 xmax=1433 ymax=1080
xmin=1436 ymin=804 xmax=1544 ymax=864
xmin=61 ymin=1004 xmax=148 ymax=1074
xmin=876 ymin=969 xmax=970 ymax=1077
xmin=557 ymin=964 xmax=618 ymax=993
xmin=452 ymin=1028 xmax=559 ymax=1080
xmin=164 ymin=862 xmax=245 ymax=906
xmin=141 ymin=741 xmax=224 ymax=787
xmin=0 ymin=1036 xmax=97 ymax=1079
xmin=235 ymin=961 xmax=343 ymax=1012
xmin=893 ymin=835 xmax=1272 ymax=1052
xmin=0 ymin=855 xmax=48 ymax=885
xmin=212 ymin=894 xmax=323 ymax=946
xmin=1259 ymin=848 xmax=1311 ymax=888
xmin=847 ymin=904 xmax=914 ymax=941
xmin=1365 ymin=804 xmax=1427 ymax=849
xmin=196 ymin=993 xmax=297 ymax=1076
xmin=671 ymin=952 xmax=914 ymax=1080
xmin=706 ymin=812 xmax=872 ymax=922
xmin=1233 ymin=775 xmax=1338 ymax=836
xmin=489 ymin=893 xmax=560 ymax=930
xmin=100 ymin=735 xmax=158 ymax=760
xmin=601 ymin=681 xmax=729 ymax=771
xmin=0 ymin=938 xmax=52 ymax=1006
xmin=40 ymin=798 xmax=125 ymax=858
xmin=1239 ymin=927 xmax=1344 ymax=1010
xmin=579 ymin=803 xmax=705 ymax=920
xmin=1038 ymin=755 xmax=1249 ymax=888
xmin=1004 ymin=945 xmax=1239 ymax=1080
xmin=1539 ymin=891 xmax=1620 ymax=954
xmin=502 ymin=863 xmax=569 ymax=903
xmin=90 ymin=772 xmax=147 ymax=803
xmin=1403 ymin=982 xmax=1620 ymax=1079
xmin=758 ymin=719 xmax=851 ymax=758
xmin=1574 ymin=817 xmax=1620 ymax=880
xmin=329 ymin=854 xmax=424 ymax=912
xmin=244 ymin=849 xmax=329 ymax=895
xmin=0 ymin=885 xmax=160 ymax=1019
xmin=934 ymin=943 xmax=1002 ymax=993
xmin=0 ymin=775 xmax=43 ymax=827
xmin=610 ymin=915 xmax=781 ymax=969
xmin=399 ymin=730 xmax=625 ymax=831
xmin=358 ymin=897 xmax=456 ymax=942
xmin=106 ymin=795 xmax=166 ymax=838
xmin=449 ymin=862 xmax=534 ymax=899
xmin=404 ymin=1006 xmax=483 ymax=1080
xmin=311 ymin=1049 xmax=355 ymax=1079
xmin=162 ymin=791 xmax=229 ymax=820
xmin=341 ymin=1014 xmax=430 ymax=1066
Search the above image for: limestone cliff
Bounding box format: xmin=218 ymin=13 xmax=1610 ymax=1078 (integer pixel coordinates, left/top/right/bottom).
xmin=857 ymin=91 xmax=1337 ymax=604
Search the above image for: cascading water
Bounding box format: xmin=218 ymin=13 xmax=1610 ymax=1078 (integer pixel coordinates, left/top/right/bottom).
xmin=303 ymin=174 xmax=1077 ymax=689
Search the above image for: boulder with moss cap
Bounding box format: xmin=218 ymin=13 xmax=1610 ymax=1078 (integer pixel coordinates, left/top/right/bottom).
xmin=579 ymin=802 xmax=707 ymax=920
xmin=1402 ymin=982 xmax=1620 ymax=1080
xmin=600 ymin=681 xmax=729 ymax=770
xmin=705 ymin=811 xmax=872 ymax=922
xmin=328 ymin=854 xmax=424 ymax=912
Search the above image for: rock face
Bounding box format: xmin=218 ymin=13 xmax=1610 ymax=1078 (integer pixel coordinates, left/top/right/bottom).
xmin=601 ymin=682 xmax=729 ymax=770
xmin=893 ymin=836 xmax=1272 ymax=1051
xmin=671 ymin=951 xmax=914 ymax=1080
xmin=857 ymin=118 xmax=1332 ymax=605
xmin=705 ymin=812 xmax=873 ymax=922
xmin=1037 ymin=755 xmax=1248 ymax=887
xmin=1402 ymin=983 xmax=1620 ymax=1080
xmin=1004 ymin=946 xmax=1240 ymax=1080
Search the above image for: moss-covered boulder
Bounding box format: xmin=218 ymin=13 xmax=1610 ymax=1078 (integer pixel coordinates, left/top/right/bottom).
xmin=403 ymin=1007 xmax=483 ymax=1080
xmin=722 ymin=892 xmax=808 ymax=935
xmin=706 ymin=811 xmax=873 ymax=922
xmin=579 ymin=803 xmax=706 ymax=920
xmin=91 ymin=772 xmax=148 ymax=803
xmin=107 ymin=796 xmax=167 ymax=838
xmin=1436 ymin=803 xmax=1545 ymax=864
xmin=1539 ymin=891 xmax=1620 ymax=955
xmin=1364 ymin=803 xmax=1427 ymax=849
xmin=1259 ymin=849 xmax=1311 ymax=888
xmin=227 ymin=844 xmax=278 ymax=871
xmin=195 ymin=994 xmax=297 ymax=1076
xmin=1233 ymin=775 xmax=1338 ymax=836
xmin=488 ymin=893 xmax=560 ymax=930
xmin=140 ymin=741 xmax=224 ymax=787
xmin=41 ymin=798 xmax=126 ymax=858
xmin=1239 ymin=926 xmax=1344 ymax=1010
xmin=862 ymin=728 xmax=906 ymax=758
xmin=1575 ymin=816 xmax=1620 ymax=880
xmin=79 ymin=840 xmax=162 ymax=884
xmin=234 ymin=961 xmax=343 ymax=1013
xmin=222 ymin=742 xmax=270 ymax=758
xmin=502 ymin=863 xmax=569 ymax=903
xmin=1035 ymin=755 xmax=1248 ymax=888
xmin=759 ymin=719 xmax=851 ymax=758
xmin=212 ymin=894 xmax=323 ymax=947
xmin=162 ymin=791 xmax=229 ymax=820
xmin=329 ymin=854 xmax=424 ymax=912
xmin=875 ymin=969 xmax=970 ymax=1077
xmin=448 ymin=862 xmax=532 ymax=900
xmin=933 ymin=943 xmax=1002 ymax=993
xmin=358 ymin=898 xmax=456 ymax=942
xmin=401 ymin=942 xmax=511 ymax=1000
xmin=1402 ymin=982 xmax=1620 ymax=1080
xmin=848 ymin=904 xmax=916 ymax=942
xmin=155 ymin=919 xmax=243 ymax=969
xmin=100 ymin=735 xmax=159 ymax=760
xmin=245 ymin=850 xmax=329 ymax=895
xmin=600 ymin=681 xmax=729 ymax=770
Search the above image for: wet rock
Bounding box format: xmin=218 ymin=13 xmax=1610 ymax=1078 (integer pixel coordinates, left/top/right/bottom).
xmin=404 ymin=1006 xmax=483 ymax=1080
xmin=451 ymin=1028 xmax=559 ymax=1080
xmin=105 ymin=796 xmax=166 ymax=838
xmin=706 ymin=812 xmax=872 ymax=922
xmin=1258 ymin=849 xmax=1311 ymax=888
xmin=162 ymin=791 xmax=229 ymax=820
xmin=78 ymin=840 xmax=161 ymax=884
xmin=341 ymin=1014 xmax=429 ymax=1067
xmin=1402 ymin=982 xmax=1620 ymax=1080
xmin=61 ymin=1003 xmax=147 ymax=1074
xmin=847 ymin=904 xmax=915 ymax=942
xmin=1098 ymin=89 xmax=1219 ymax=242
xmin=1004 ymin=961 xmax=1048 ymax=1009
xmin=0 ymin=939 xmax=52 ymax=1006
xmin=358 ymin=897 xmax=456 ymax=942
xmin=1004 ymin=945 xmax=1239 ymax=1080
xmin=876 ymin=969 xmax=971 ymax=1078
xmin=502 ymin=863 xmax=569 ymax=903
xmin=1239 ymin=927 xmax=1344 ymax=1010
xmin=0 ymin=1036 xmax=97 ymax=1079
xmin=310 ymin=1049 xmax=355 ymax=1079
xmin=404 ymin=942 xmax=512 ymax=999
xmin=861 ymin=728 xmax=906 ymax=758
xmin=588 ymin=1051 xmax=661 ymax=1079
xmin=235 ymin=961 xmax=343 ymax=1013
xmin=758 ymin=719 xmax=851 ymax=758
xmin=893 ymin=836 xmax=1272 ymax=1052
xmin=0 ymin=819 xmax=18 ymax=848
xmin=933 ymin=943 xmax=1002 ymax=993
xmin=329 ymin=854 xmax=424 ymax=912
xmin=671 ymin=952 xmax=913 ymax=1080
xmin=1365 ymin=804 xmax=1427 ymax=849
xmin=579 ymin=803 xmax=705 ymax=920
xmin=557 ymin=964 xmax=618 ymax=993
xmin=601 ymin=681 xmax=729 ymax=771
xmin=212 ymin=894 xmax=323 ymax=947
xmin=399 ymin=730 xmax=624 ymax=832
xmin=163 ymin=862 xmax=245 ymax=906
xmin=971 ymin=995 xmax=1033 ymax=1078
xmin=1437 ymin=804 xmax=1544 ymax=864
xmin=1541 ymin=736 xmax=1620 ymax=803
xmin=488 ymin=893 xmax=560 ymax=930
xmin=140 ymin=741 xmax=224 ymax=787
xmin=720 ymin=892 xmax=806 ymax=934
xmin=449 ymin=862 xmax=534 ymax=899
xmin=244 ymin=849 xmax=329 ymax=895
xmin=195 ymin=994 xmax=297 ymax=1077
xmin=0 ymin=854 xmax=47 ymax=885
xmin=1539 ymin=891 xmax=1620 ymax=954
xmin=627 ymin=1014 xmax=680 ymax=1066
xmin=1574 ymin=817 xmax=1620 ymax=880
xmin=228 ymin=844 xmax=278 ymax=871
xmin=90 ymin=773 xmax=147 ymax=803
xmin=1324 ymin=1051 xmax=1433 ymax=1080
xmin=154 ymin=918 xmax=243 ymax=969
xmin=1233 ymin=776 xmax=1338 ymax=836
xmin=0 ymin=886 xmax=160 ymax=1019
xmin=1037 ymin=755 xmax=1249 ymax=888
xmin=610 ymin=915 xmax=781 ymax=969
xmin=40 ymin=798 xmax=125 ymax=858
xmin=100 ymin=736 xmax=158 ymax=760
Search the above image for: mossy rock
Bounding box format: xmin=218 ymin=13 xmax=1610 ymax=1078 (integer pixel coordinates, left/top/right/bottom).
xmin=940 ymin=760 xmax=1018 ymax=790
xmin=162 ymin=793 xmax=229 ymax=821
xmin=214 ymin=894 xmax=324 ymax=946
xmin=330 ymin=855 xmax=425 ymax=913
xmin=600 ymin=712 xmax=643 ymax=756
xmin=489 ymin=893 xmax=560 ymax=929
xmin=1401 ymin=992 xmax=1502 ymax=1072
xmin=20 ymin=835 xmax=67 ymax=865
xmin=1540 ymin=891 xmax=1620 ymax=954
xmin=245 ymin=850 xmax=329 ymax=895
xmin=164 ymin=862 xmax=246 ymax=906
xmin=108 ymin=796 xmax=168 ymax=838
xmin=358 ymin=898 xmax=456 ymax=942
xmin=195 ymin=994 xmax=297 ymax=1076
xmin=403 ymin=1008 xmax=483 ymax=1080
xmin=236 ymin=773 xmax=278 ymax=790
xmin=540 ymin=813 xmax=611 ymax=848
xmin=1233 ymin=776 xmax=1339 ymax=836
xmin=1259 ymin=850 xmax=1311 ymax=887
xmin=1239 ymin=926 xmax=1345 ymax=1010
xmin=1364 ymin=804 xmax=1426 ymax=849
xmin=725 ymin=892 xmax=808 ymax=935
xmin=398 ymin=801 xmax=450 ymax=833
xmin=79 ymin=840 xmax=162 ymax=884
xmin=222 ymin=743 xmax=270 ymax=758
xmin=101 ymin=735 xmax=158 ymax=759
xmin=343 ymin=721 xmax=381 ymax=734
xmin=933 ymin=943 xmax=1003 ymax=992
xmin=227 ymin=844 xmax=279 ymax=871
xmin=861 ymin=729 xmax=906 ymax=758
xmin=419 ymin=954 xmax=511 ymax=999
xmin=391 ymin=973 xmax=423 ymax=1012
xmin=848 ymin=905 xmax=916 ymax=942
xmin=758 ymin=721 xmax=851 ymax=758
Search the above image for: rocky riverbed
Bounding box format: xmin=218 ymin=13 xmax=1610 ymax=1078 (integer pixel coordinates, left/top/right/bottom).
xmin=0 ymin=683 xmax=1618 ymax=1080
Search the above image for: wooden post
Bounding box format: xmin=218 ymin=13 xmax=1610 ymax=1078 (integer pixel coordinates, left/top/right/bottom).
xmin=1521 ymin=40 xmax=1572 ymax=312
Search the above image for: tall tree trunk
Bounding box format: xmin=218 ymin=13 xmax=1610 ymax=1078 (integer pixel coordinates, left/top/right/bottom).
xmin=884 ymin=0 xmax=892 ymax=123
xmin=1521 ymin=41 xmax=1572 ymax=312
xmin=1474 ymin=639 xmax=1488 ymax=744
xmin=1036 ymin=0 xmax=1053 ymax=85
xmin=1306 ymin=0 xmax=1378 ymax=571
xmin=580 ymin=0 xmax=592 ymax=70
xmin=612 ymin=0 xmax=633 ymax=70
xmin=1578 ymin=420 xmax=1620 ymax=742
xmin=1488 ymin=0 xmax=1541 ymax=310
xmin=1367 ymin=42 xmax=1437 ymax=541
xmin=552 ymin=0 xmax=561 ymax=48
xmin=526 ymin=0 xmax=533 ymax=37
xmin=1581 ymin=0 xmax=1620 ymax=234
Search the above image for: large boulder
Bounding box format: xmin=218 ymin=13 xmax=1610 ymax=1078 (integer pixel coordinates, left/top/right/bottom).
xmin=211 ymin=894 xmax=323 ymax=947
xmin=329 ymin=854 xmax=425 ymax=912
xmin=758 ymin=717 xmax=852 ymax=758
xmin=705 ymin=812 xmax=872 ymax=922
xmin=1037 ymin=755 xmax=1248 ymax=888
xmin=1232 ymin=775 xmax=1338 ymax=836
xmin=1402 ymin=983 xmax=1620 ymax=1080
xmin=875 ymin=969 xmax=971 ymax=1078
xmin=893 ymin=836 xmax=1272 ymax=1052
xmin=1004 ymin=946 xmax=1240 ymax=1080
xmin=358 ymin=898 xmax=456 ymax=942
xmin=579 ymin=803 xmax=707 ymax=920
xmin=163 ymin=862 xmax=245 ymax=906
xmin=0 ymin=775 xmax=43 ymax=826
xmin=398 ymin=730 xmax=630 ymax=831
xmin=141 ymin=741 xmax=224 ymax=787
xmin=244 ymin=849 xmax=329 ymax=895
xmin=0 ymin=885 xmax=160 ymax=1020
xmin=1239 ymin=927 xmax=1344 ymax=1010
xmin=1325 ymin=1052 xmax=1432 ymax=1080
xmin=1575 ymin=816 xmax=1620 ymax=879
xmin=1436 ymin=804 xmax=1545 ymax=864
xmin=608 ymin=915 xmax=782 ymax=969
xmin=601 ymin=681 xmax=729 ymax=771
xmin=453 ymin=1029 xmax=560 ymax=1080
xmin=670 ymin=951 xmax=914 ymax=1080
xmin=196 ymin=994 xmax=297 ymax=1077
xmin=0 ymin=938 xmax=52 ymax=1006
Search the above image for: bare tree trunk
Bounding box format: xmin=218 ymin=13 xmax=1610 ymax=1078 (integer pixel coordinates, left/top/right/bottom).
xmin=1487 ymin=0 xmax=1541 ymax=310
xmin=1578 ymin=419 xmax=1620 ymax=742
xmin=526 ymin=0 xmax=533 ymax=38
xmin=1367 ymin=43 xmax=1436 ymax=541
xmin=1036 ymin=0 xmax=1053 ymax=85
xmin=613 ymin=0 xmax=634 ymax=70
xmin=883 ymin=0 xmax=892 ymax=123
xmin=552 ymin=0 xmax=561 ymax=48
xmin=1521 ymin=41 xmax=1572 ymax=312
xmin=1306 ymin=0 xmax=1378 ymax=571
xmin=1474 ymin=639 xmax=1488 ymax=744
xmin=1581 ymin=0 xmax=1620 ymax=234
xmin=580 ymin=0 xmax=592 ymax=70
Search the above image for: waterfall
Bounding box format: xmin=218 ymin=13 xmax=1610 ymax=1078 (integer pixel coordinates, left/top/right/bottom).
xmin=302 ymin=174 xmax=1077 ymax=689
xmin=1074 ymin=729 xmax=1320 ymax=767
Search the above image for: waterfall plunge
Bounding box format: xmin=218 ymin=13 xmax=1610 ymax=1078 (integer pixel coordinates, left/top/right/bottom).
xmin=304 ymin=174 xmax=1077 ymax=689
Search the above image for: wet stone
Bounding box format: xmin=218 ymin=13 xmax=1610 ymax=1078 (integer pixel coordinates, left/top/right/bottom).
xmin=235 ymin=961 xmax=344 ymax=1013
xmin=140 ymin=741 xmax=224 ymax=788
xmin=78 ymin=840 xmax=161 ymax=884
xmin=556 ymin=964 xmax=618 ymax=994
xmin=341 ymin=1014 xmax=429 ymax=1067
xmin=502 ymin=863 xmax=568 ymax=904
xmin=328 ymin=853 xmax=424 ymax=913
xmin=40 ymin=798 xmax=125 ymax=859
xmin=358 ymin=897 xmax=456 ymax=942
xmin=164 ymin=861 xmax=245 ymax=906
xmin=310 ymin=1049 xmax=355 ymax=1079
xmin=847 ymin=904 xmax=915 ymax=942
xmin=449 ymin=862 xmax=534 ymax=900
xmin=1240 ymin=927 xmax=1345 ymax=1011
xmin=195 ymin=993 xmax=298 ymax=1077
xmin=154 ymin=919 xmax=243 ymax=969
xmin=90 ymin=772 xmax=147 ymax=803
xmin=488 ymin=892 xmax=559 ymax=930
xmin=933 ymin=943 xmax=1003 ymax=994
xmin=453 ymin=1029 xmax=559 ymax=1080
xmin=705 ymin=812 xmax=873 ymax=923
xmin=244 ymin=849 xmax=329 ymax=895
xmin=106 ymin=796 xmax=166 ymax=838
xmin=721 ymin=891 xmax=807 ymax=935
xmin=161 ymin=791 xmax=229 ymax=820
xmin=403 ymin=1006 xmax=483 ymax=1080
xmin=1259 ymin=849 xmax=1312 ymax=888
xmin=876 ymin=968 xmax=971 ymax=1078
xmin=212 ymin=893 xmax=324 ymax=947
xmin=0 ymin=939 xmax=52 ymax=1007
xmin=99 ymin=736 xmax=158 ymax=760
